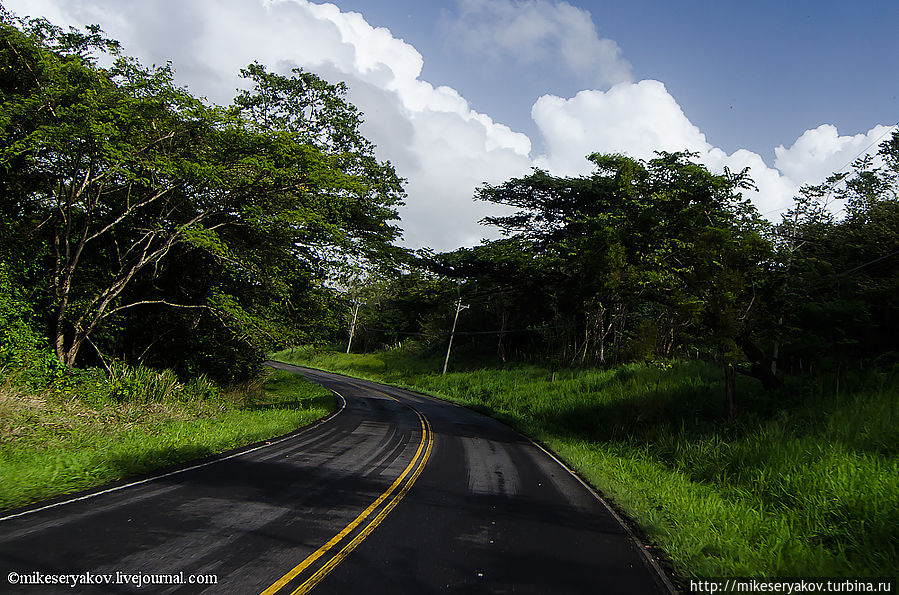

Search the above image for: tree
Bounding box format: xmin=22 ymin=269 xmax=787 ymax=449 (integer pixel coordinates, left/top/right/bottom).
xmin=0 ymin=12 xmax=404 ymax=376
xmin=231 ymin=62 xmax=406 ymax=274
xmin=476 ymin=151 xmax=772 ymax=415
xmin=430 ymin=238 xmax=560 ymax=363
xmin=771 ymin=131 xmax=899 ymax=375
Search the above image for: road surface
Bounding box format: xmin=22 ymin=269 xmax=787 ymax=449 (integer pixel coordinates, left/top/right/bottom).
xmin=0 ymin=362 xmax=673 ymax=594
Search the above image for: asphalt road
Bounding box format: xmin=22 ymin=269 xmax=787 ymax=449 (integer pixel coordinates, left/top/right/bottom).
xmin=0 ymin=363 xmax=674 ymax=594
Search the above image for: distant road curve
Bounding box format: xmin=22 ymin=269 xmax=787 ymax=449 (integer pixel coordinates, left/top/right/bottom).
xmin=0 ymin=362 xmax=674 ymax=594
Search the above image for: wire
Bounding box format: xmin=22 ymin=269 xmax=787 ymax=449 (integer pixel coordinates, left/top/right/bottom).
xmin=453 ymin=326 xmax=555 ymax=336
xmin=810 ymin=247 xmax=899 ymax=288
xmin=813 ymin=122 xmax=899 ymax=206
xmin=759 ymin=123 xmax=898 ymax=221
xmin=358 ymin=328 xmax=435 ymax=337
xmin=828 ymin=123 xmax=898 ymax=178
xmin=760 ymin=205 xmax=793 ymax=217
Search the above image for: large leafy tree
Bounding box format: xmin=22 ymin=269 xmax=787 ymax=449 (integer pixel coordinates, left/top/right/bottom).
xmin=475 ymin=152 xmax=772 ymax=414
xmin=231 ymin=62 xmax=406 ymax=274
xmin=0 ymin=12 xmax=404 ymax=376
xmin=429 ymin=238 xmax=561 ymax=363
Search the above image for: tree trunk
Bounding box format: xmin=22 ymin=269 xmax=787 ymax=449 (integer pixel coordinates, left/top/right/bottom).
xmin=770 ymin=315 xmax=783 ymax=376
xmin=835 ymin=360 xmax=841 ymax=398
xmin=64 ymin=338 xmax=83 ymax=368
xmin=497 ymin=309 xmax=508 ymax=364
xmin=596 ymin=307 xmax=612 ymax=364
xmin=724 ymin=363 xmax=737 ymax=420
xmin=580 ymin=315 xmax=590 ymax=364
xmin=54 ymin=318 xmax=67 ymax=366
xmin=612 ymin=305 xmax=626 ymax=364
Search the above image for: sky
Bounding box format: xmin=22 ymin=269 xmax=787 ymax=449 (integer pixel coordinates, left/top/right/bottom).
xmin=6 ymin=0 xmax=898 ymax=251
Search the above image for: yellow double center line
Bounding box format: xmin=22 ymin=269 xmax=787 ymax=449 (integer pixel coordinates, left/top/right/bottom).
xmin=261 ymin=399 xmax=433 ymax=595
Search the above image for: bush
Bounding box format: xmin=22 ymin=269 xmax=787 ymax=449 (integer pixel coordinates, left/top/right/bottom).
xmin=0 ymin=262 xmax=59 ymax=385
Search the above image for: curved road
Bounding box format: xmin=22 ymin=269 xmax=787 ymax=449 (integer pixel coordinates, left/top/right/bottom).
xmin=0 ymin=363 xmax=673 ymax=594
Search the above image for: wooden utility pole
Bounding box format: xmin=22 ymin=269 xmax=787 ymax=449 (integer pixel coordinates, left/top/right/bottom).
xmin=442 ymin=298 xmax=468 ymax=375
xmin=346 ymin=300 xmax=361 ymax=354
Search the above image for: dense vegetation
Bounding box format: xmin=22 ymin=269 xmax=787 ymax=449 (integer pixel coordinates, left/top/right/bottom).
xmin=312 ymin=113 xmax=899 ymax=580
xmin=0 ymin=10 xmax=379 ymax=507
xmin=347 ymin=138 xmax=899 ymax=418
xmin=274 ymin=347 xmax=898 ymax=579
xmin=5 ymin=8 xmax=895 ymax=406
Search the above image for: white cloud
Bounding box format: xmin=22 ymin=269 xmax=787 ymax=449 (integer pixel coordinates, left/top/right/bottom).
xmin=532 ymin=81 xmax=708 ymax=173
xmin=704 ymin=148 xmax=800 ymax=217
xmin=443 ymin=0 xmax=632 ymax=89
xmin=774 ymin=124 xmax=896 ymax=185
xmin=529 ymin=80 xmax=891 ymax=219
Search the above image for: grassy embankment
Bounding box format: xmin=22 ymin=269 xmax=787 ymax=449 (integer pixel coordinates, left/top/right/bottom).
xmin=0 ymin=363 xmax=335 ymax=512
xmin=273 ymin=346 xmax=898 ymax=581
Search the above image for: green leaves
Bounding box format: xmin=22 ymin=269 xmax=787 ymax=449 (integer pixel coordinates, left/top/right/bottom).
xmin=772 ymin=131 xmax=899 ymax=365
xmin=471 ymin=150 xmax=773 ymax=368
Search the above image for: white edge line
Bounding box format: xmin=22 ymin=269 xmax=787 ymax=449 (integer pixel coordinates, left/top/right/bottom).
xmin=526 ymin=437 xmax=679 ymax=595
xmin=0 ymin=389 xmax=347 ymax=523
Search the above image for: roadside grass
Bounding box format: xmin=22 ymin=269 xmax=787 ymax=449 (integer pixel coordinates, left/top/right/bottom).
xmin=0 ymin=364 xmax=334 ymax=512
xmin=272 ymin=347 xmax=899 ymax=580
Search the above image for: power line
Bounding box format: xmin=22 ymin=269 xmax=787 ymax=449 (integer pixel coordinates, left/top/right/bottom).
xmin=454 ymin=326 xmax=554 ymax=336
xmin=360 ymin=328 xmax=434 ymax=337
xmin=812 ymin=122 xmax=899 ymax=209
xmin=810 ymin=247 xmax=899 ymax=288
xmin=829 ymin=123 xmax=898 ymax=179
xmin=760 ymin=123 xmax=898 ymax=221
xmin=460 ymin=282 xmax=536 ymax=303
xmin=360 ymin=324 xmax=562 ymax=338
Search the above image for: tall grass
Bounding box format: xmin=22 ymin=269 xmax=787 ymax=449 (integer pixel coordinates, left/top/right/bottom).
xmin=0 ymin=363 xmax=335 ymax=511
xmin=272 ymin=348 xmax=899 ymax=580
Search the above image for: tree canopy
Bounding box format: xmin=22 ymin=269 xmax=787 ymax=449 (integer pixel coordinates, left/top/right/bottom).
xmin=0 ymin=11 xmax=404 ymax=380
xmin=351 ymin=141 xmax=899 ymax=416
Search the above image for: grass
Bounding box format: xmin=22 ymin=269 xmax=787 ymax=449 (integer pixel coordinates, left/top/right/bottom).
xmin=272 ymin=346 xmax=899 ymax=582
xmin=0 ymin=364 xmax=335 ymax=512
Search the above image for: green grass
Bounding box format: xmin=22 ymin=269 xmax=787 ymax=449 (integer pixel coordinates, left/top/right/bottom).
xmin=273 ymin=346 xmax=899 ymax=581
xmin=0 ymin=365 xmax=335 ymax=511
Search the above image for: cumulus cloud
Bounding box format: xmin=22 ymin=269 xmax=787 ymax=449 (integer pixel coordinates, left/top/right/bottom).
xmin=443 ymin=0 xmax=632 ymax=89
xmin=532 ymin=81 xmax=708 ymax=173
xmin=531 ymin=81 xmax=797 ymax=215
xmin=529 ymin=80 xmax=891 ymax=219
xmin=774 ymin=124 xmax=897 ymax=184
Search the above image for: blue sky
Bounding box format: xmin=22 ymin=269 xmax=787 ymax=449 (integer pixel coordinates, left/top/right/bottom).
xmin=7 ymin=0 xmax=897 ymax=250
xmin=330 ymin=0 xmax=897 ymax=161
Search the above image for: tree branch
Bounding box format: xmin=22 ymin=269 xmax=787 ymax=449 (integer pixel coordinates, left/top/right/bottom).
xmin=107 ymin=300 xmax=211 ymax=315
xmin=85 ymin=183 xmax=181 ymax=244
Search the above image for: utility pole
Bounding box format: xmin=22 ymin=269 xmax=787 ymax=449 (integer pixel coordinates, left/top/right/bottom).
xmin=442 ymin=298 xmax=468 ymax=375
xmin=346 ymin=300 xmax=361 ymax=354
